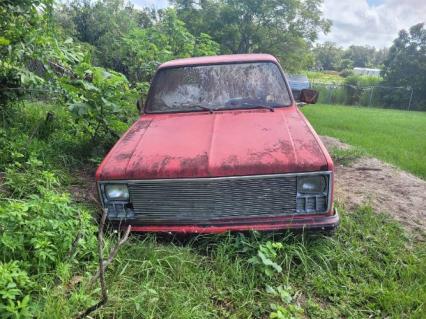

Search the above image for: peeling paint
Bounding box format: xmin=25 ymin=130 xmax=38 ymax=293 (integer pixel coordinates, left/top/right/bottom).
xmin=96 ymin=107 xmax=332 ymax=180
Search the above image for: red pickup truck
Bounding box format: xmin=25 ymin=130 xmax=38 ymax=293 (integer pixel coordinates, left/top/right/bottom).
xmin=96 ymin=54 xmax=339 ymax=233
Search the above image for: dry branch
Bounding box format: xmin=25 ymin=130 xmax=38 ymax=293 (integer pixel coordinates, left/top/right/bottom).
xmin=75 ymin=207 xmax=131 ymax=318
xmin=90 ymin=224 xmax=131 ymax=284
xmin=76 ymin=209 xmax=108 ymax=319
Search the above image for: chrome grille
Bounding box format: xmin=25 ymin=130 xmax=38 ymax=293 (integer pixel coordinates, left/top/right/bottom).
xmin=128 ymin=175 xmax=298 ymax=224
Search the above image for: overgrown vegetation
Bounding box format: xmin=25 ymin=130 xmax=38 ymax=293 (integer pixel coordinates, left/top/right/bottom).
xmin=312 ymin=42 xmax=388 ymax=72
xmin=312 ymin=24 xmax=426 ymax=110
xmin=1 ymin=0 xmax=426 ymax=318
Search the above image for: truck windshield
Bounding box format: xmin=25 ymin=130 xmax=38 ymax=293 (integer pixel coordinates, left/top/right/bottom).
xmin=145 ymin=62 xmax=292 ymax=113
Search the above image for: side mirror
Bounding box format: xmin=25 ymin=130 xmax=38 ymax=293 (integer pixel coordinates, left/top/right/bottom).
xmin=136 ymin=98 xmax=145 ymax=113
xmin=300 ymin=89 xmax=319 ymax=104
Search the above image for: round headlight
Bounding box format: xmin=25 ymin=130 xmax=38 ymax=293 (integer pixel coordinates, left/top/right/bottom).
xmin=104 ymin=184 xmax=129 ymax=201
xmin=297 ymin=176 xmax=326 ymax=194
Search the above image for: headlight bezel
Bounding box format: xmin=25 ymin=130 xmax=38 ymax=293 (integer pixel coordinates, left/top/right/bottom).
xmin=102 ymin=183 xmax=130 ymax=202
xmin=297 ymin=175 xmax=327 ymax=194
xmin=296 ymin=172 xmax=331 ymax=214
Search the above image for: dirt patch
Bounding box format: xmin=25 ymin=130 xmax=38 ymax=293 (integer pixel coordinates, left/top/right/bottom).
xmin=69 ymin=166 xmax=98 ymax=208
xmin=321 ymin=136 xmax=426 ymax=237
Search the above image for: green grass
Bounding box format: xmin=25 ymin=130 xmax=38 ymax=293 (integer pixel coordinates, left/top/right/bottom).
xmin=302 ymin=104 xmax=426 ymax=179
xmin=306 ymin=71 xmax=345 ymax=84
xmin=38 ymin=206 xmax=426 ymax=318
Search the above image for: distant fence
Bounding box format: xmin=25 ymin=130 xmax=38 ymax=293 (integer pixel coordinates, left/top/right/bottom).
xmin=307 ymin=81 xmax=419 ymax=111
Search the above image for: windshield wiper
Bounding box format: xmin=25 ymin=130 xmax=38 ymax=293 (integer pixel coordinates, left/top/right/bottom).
xmin=241 ymin=102 xmax=275 ymax=112
xmin=194 ymin=105 xmax=216 ymax=113
xmin=182 ymin=104 xmax=216 ymax=113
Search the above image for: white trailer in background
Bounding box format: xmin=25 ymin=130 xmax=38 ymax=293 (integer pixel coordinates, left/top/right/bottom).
xmin=353 ymin=67 xmax=381 ymax=77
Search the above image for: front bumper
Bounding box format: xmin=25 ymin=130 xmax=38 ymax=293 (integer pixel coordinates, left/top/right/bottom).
xmin=109 ymin=209 xmax=339 ymax=234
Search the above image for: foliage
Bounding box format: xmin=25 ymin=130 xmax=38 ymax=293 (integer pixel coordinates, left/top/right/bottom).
xmin=0 ymin=261 xmax=33 ymax=318
xmin=312 ymin=42 xmax=388 ymax=71
xmin=55 ymin=2 xmax=220 ymax=83
xmin=382 ymin=23 xmax=426 ymax=110
xmin=0 ymin=117 xmax=98 ymax=318
xmin=267 ymin=285 xmax=303 ymax=319
xmin=55 ymin=0 xmax=138 ymax=47
xmin=343 ymin=45 xmax=385 ymax=68
xmin=0 ymin=0 xmax=52 ymax=106
xmin=312 ymin=42 xmax=344 ymax=70
xmin=1 ymin=0 xmax=141 ymax=141
xmin=306 ymin=71 xmax=344 ymax=83
xmin=249 ymin=241 xmax=283 ymax=277
xmin=64 ymin=63 xmax=137 ymax=139
xmin=172 ymin=0 xmax=330 ymax=72
xmin=342 ymin=74 xmax=382 ymax=105
xmin=118 ymin=9 xmax=220 ymax=82
xmin=0 ymin=180 xmax=96 ymax=273
xmin=32 ymin=204 xmax=426 ymax=318
xmin=0 ymin=154 xmax=97 ymax=318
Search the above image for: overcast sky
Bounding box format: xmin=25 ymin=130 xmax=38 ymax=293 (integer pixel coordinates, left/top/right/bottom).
xmin=130 ymin=0 xmax=426 ymax=48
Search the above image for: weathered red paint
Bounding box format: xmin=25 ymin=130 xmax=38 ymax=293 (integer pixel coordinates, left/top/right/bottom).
xmin=128 ymin=213 xmax=340 ymax=233
xmin=96 ymin=107 xmax=330 ymax=180
xmin=96 ymin=54 xmax=338 ymax=233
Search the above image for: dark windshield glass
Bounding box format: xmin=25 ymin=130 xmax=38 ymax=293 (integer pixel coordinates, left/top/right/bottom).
xmin=146 ymin=62 xmax=291 ymax=113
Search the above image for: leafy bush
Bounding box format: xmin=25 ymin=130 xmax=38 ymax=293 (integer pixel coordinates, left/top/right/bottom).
xmin=3 ymin=157 xmax=59 ymax=198
xmin=0 ymin=261 xmax=33 ymax=318
xmin=0 ymin=189 xmax=97 ymax=273
xmin=64 ymin=64 xmax=138 ymax=140
xmin=249 ymin=241 xmax=283 ymax=277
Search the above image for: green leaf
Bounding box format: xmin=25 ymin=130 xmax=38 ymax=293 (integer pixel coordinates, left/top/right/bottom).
xmin=69 ymin=102 xmax=90 ymax=116
xmin=78 ymin=80 xmax=100 ymax=92
xmin=258 ymin=251 xmax=282 ymax=273
xmin=0 ymin=36 xmax=10 ymax=46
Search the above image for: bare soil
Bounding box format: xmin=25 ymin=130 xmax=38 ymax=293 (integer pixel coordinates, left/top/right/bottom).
xmin=69 ymin=166 xmax=98 ymax=208
xmin=321 ymin=136 xmax=426 ymax=238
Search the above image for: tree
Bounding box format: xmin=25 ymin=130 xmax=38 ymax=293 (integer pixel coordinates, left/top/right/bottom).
xmin=372 ymin=47 xmax=388 ymax=67
xmin=382 ymin=23 xmax=426 ymax=110
xmin=54 ymin=2 xmax=219 ymax=83
xmin=343 ymin=45 xmax=377 ymax=68
xmin=313 ymin=42 xmax=343 ymax=70
xmin=172 ymin=0 xmax=331 ymax=72
xmin=0 ymin=0 xmax=56 ymax=108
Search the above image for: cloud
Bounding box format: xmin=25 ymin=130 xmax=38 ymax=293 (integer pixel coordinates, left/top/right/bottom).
xmin=319 ymin=0 xmax=426 ymax=48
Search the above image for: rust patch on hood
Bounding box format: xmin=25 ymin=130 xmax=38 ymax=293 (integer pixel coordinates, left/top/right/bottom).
xmin=127 ymin=153 xmax=210 ymax=179
xmin=121 ymin=120 xmax=152 ymax=144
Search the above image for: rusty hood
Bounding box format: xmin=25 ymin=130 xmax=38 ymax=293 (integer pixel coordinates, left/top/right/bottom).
xmin=96 ymin=107 xmax=331 ymax=180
